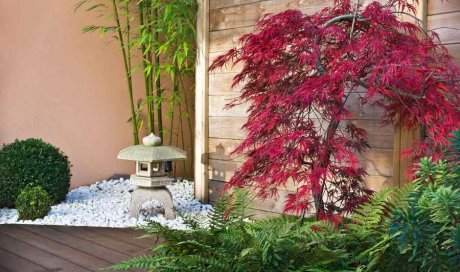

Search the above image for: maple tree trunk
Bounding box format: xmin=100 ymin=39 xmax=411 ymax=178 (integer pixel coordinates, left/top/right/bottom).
xmin=314 ymin=118 xmax=341 ymax=219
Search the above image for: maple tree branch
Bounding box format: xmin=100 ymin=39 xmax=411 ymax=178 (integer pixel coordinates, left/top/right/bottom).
xmin=324 ymin=14 xmax=367 ymax=27
xmin=350 ymin=0 xmax=361 ymax=38
xmin=324 ymin=11 xmax=420 ymax=28
xmin=391 ymin=11 xmax=422 ymax=24
xmin=355 ymin=79 xmax=424 ymax=100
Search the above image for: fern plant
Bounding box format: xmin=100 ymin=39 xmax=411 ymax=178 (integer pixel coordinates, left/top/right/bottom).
xmin=358 ymin=155 xmax=460 ymax=272
xmin=112 ymin=172 xmax=460 ymax=271
xmin=388 ymin=158 xmax=460 ymax=271
xmin=110 ymin=189 xmax=355 ymax=271
xmin=112 ymin=129 xmax=460 ymax=271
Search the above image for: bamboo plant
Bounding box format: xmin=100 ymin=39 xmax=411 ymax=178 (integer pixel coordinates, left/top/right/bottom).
xmin=76 ymin=0 xmax=197 ymax=177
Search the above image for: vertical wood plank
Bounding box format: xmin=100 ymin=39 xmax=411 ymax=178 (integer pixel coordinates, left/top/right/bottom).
xmin=394 ymin=0 xmax=426 ymax=186
xmin=195 ymin=0 xmax=210 ymax=203
xmin=393 ymin=118 xmax=402 ymax=187
xmin=417 ymin=0 xmax=428 ymax=29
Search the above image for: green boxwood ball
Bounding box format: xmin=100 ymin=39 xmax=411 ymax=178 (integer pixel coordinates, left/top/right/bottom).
xmin=16 ymin=185 xmax=53 ymax=221
xmin=0 ymin=139 xmax=72 ymax=208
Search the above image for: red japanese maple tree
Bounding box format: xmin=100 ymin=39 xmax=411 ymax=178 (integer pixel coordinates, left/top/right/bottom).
xmin=210 ymin=0 xmax=460 ymax=218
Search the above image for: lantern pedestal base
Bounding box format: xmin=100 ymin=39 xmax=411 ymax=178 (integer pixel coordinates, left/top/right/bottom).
xmin=129 ymin=186 xmax=174 ymax=220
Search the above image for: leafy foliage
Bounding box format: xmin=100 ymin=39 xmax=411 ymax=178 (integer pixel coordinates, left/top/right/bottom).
xmin=76 ymin=0 xmax=197 ymax=176
xmin=15 ymin=185 xmax=53 ymax=221
xmin=210 ymin=0 xmax=460 ymax=216
xmin=0 ymin=139 xmax=71 ymax=208
xmin=363 ymin=157 xmax=460 ymax=272
xmin=359 ymin=129 xmax=460 ymax=271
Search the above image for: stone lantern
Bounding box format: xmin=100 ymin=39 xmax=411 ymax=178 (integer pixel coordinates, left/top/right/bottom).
xmin=118 ymin=134 xmax=186 ymax=219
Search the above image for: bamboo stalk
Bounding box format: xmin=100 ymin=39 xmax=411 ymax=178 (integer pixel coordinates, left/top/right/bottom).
xmin=168 ymin=109 xmax=175 ymax=145
xmin=153 ymin=7 xmax=163 ymax=142
xmin=178 ymin=100 xmax=186 ymax=176
xmin=139 ymin=2 xmax=154 ymax=134
xmin=178 ymin=73 xmax=194 ymax=175
xmin=126 ymin=2 xmax=132 ymax=74
xmin=169 ymin=70 xmax=177 ymax=145
xmin=111 ymin=0 xmax=139 ymax=145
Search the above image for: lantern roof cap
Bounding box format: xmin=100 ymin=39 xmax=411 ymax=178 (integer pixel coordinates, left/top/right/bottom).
xmin=118 ymin=145 xmax=186 ymax=162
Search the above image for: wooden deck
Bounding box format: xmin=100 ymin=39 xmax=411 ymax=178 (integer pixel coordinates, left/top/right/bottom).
xmin=0 ymin=224 xmax=157 ymax=272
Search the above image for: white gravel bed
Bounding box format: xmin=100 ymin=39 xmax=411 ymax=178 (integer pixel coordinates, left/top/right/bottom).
xmin=0 ymin=178 xmax=212 ymax=229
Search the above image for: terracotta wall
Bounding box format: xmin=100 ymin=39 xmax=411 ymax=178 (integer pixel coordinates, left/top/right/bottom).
xmin=0 ymin=0 xmax=194 ymax=187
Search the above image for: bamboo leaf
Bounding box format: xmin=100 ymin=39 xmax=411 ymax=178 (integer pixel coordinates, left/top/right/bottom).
xmin=86 ymin=3 xmax=106 ymax=12
xmin=82 ymin=25 xmax=100 ymax=33
xmin=74 ymin=0 xmax=88 ymax=12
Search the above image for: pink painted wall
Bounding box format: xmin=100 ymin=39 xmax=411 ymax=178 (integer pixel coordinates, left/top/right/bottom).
xmin=0 ymin=0 xmax=154 ymax=187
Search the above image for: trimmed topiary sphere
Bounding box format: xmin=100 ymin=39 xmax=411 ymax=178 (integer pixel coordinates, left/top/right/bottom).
xmin=0 ymin=139 xmax=72 ymax=208
xmin=16 ymin=185 xmax=52 ymax=221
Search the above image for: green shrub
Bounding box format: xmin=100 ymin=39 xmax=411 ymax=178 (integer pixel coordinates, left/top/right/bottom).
xmin=355 ymin=128 xmax=460 ymax=271
xmin=0 ymin=139 xmax=72 ymax=208
xmin=363 ymin=158 xmax=460 ymax=272
xmin=16 ymin=185 xmax=52 ymax=221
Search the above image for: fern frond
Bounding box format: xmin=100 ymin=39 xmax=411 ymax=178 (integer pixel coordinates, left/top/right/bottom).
xmin=107 ymin=255 xmax=161 ymax=270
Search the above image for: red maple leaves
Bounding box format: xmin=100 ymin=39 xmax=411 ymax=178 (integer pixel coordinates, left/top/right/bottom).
xmin=210 ymin=0 xmax=460 ymax=218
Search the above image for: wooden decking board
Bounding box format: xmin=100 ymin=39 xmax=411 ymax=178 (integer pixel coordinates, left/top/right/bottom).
xmin=20 ymin=225 xmax=132 ymax=263
xmin=52 ymin=226 xmax=148 ymax=257
xmin=0 ymin=246 xmax=49 ymax=272
xmin=0 ymin=265 xmax=14 ymax=272
xmin=0 ymin=224 xmax=156 ymax=271
xmin=88 ymin=227 xmax=155 ymax=249
xmin=0 ymin=232 xmax=91 ymax=272
xmin=0 ymin=225 xmax=112 ymax=271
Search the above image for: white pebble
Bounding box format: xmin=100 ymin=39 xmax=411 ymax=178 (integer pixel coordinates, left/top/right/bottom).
xmin=0 ymin=178 xmax=213 ymax=229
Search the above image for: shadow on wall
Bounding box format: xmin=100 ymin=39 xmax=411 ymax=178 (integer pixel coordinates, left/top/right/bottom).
xmin=208 ymin=141 xmax=396 ymax=196
xmin=210 ymin=143 xmax=237 ymax=182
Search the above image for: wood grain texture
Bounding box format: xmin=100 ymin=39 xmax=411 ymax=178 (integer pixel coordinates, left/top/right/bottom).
xmin=209 ymin=172 xmax=392 ymax=215
xmin=209 ymin=155 xmax=392 ymax=189
xmin=89 ymin=227 xmax=154 ymax=249
xmin=210 ymin=0 xmax=261 ymax=10
xmin=209 ymin=51 xmax=244 ymax=74
xmin=208 ymin=93 xmax=386 ymax=120
xmin=20 ymin=225 xmax=132 ymax=264
xmin=428 ymin=0 xmax=460 ymax=15
xmin=427 ymin=12 xmax=460 ymax=44
xmin=209 ymin=179 xmax=294 ymax=214
xmin=53 ymin=226 xmax=147 ymax=257
xmin=0 ymin=225 xmax=111 ymax=271
xmin=209 ymin=72 xmax=244 ymax=95
xmin=210 ymin=0 xmax=332 ymax=31
xmin=416 ymin=0 xmax=428 ymax=29
xmin=209 ymin=117 xmax=394 ymax=149
xmin=208 ymin=138 xmax=243 ymax=161
xmin=209 ymin=145 xmax=393 ymax=178
xmin=445 ymin=43 xmax=460 ymax=65
xmin=0 ymin=232 xmax=91 ymax=272
xmin=0 ymin=247 xmax=48 ymax=272
xmin=208 ymin=136 xmax=394 ymax=164
xmin=0 ymin=225 xmax=155 ymax=272
xmin=195 ymin=0 xmax=210 ymax=202
xmin=209 ymin=116 xmax=247 ymax=139
xmin=210 ymin=26 xmax=254 ymax=52
xmin=208 ymin=95 xmax=245 ymax=117
xmin=205 ymin=0 xmax=400 ymax=216
xmin=209 ymin=158 xmax=243 ymax=182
